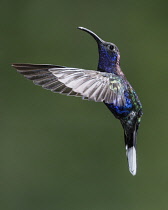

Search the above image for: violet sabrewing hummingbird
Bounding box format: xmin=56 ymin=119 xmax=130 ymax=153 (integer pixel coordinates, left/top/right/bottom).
xmin=12 ymin=27 xmax=143 ymax=176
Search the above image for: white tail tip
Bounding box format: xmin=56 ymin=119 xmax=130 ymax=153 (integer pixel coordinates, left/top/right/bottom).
xmin=126 ymin=146 xmax=137 ymax=176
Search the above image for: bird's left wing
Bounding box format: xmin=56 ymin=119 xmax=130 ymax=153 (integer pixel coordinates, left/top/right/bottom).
xmin=12 ymin=63 xmax=126 ymax=106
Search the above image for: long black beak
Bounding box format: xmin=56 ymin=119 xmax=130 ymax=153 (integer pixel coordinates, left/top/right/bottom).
xmin=78 ymin=26 xmax=104 ymax=44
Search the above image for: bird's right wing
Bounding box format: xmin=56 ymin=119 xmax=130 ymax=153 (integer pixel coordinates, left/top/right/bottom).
xmin=12 ymin=63 xmax=126 ymax=106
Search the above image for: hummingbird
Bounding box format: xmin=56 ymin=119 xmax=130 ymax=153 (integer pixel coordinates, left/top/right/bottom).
xmin=12 ymin=27 xmax=143 ymax=176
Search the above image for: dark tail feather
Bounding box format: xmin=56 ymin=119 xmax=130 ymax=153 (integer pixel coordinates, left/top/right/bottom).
xmin=124 ymin=129 xmax=137 ymax=176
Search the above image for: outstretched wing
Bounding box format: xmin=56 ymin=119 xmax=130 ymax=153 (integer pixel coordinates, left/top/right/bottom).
xmin=12 ymin=63 xmax=126 ymax=106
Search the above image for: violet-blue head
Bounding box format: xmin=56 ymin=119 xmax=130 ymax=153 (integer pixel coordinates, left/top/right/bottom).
xmin=78 ymin=27 xmax=121 ymax=74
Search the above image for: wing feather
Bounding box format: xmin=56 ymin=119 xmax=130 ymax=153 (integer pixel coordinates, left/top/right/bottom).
xmin=12 ymin=63 xmax=126 ymax=105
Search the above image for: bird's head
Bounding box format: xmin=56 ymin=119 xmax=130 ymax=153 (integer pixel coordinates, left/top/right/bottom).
xmin=78 ymin=26 xmax=120 ymax=73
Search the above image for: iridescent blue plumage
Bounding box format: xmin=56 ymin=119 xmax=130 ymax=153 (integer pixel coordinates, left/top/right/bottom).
xmin=105 ymin=91 xmax=133 ymax=117
xmin=12 ymin=26 xmax=143 ymax=176
xmin=98 ymin=44 xmax=120 ymax=73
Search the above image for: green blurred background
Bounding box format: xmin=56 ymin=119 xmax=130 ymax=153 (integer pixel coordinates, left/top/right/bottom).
xmin=1 ymin=0 xmax=168 ymax=209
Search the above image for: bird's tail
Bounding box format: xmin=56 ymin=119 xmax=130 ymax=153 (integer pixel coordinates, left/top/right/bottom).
xmin=124 ymin=129 xmax=137 ymax=176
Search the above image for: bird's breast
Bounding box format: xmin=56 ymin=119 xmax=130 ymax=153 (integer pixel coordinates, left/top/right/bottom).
xmin=104 ymin=91 xmax=133 ymax=118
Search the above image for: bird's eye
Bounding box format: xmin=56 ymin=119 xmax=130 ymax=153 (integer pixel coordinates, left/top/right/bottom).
xmin=109 ymin=45 xmax=114 ymax=51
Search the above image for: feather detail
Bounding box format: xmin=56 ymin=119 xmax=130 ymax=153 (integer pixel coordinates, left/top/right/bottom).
xmin=12 ymin=63 xmax=126 ymax=105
